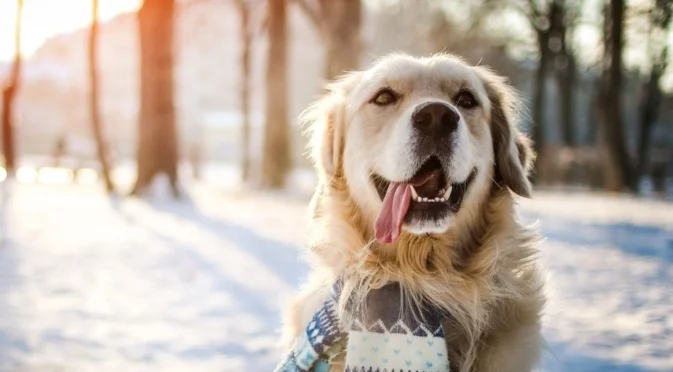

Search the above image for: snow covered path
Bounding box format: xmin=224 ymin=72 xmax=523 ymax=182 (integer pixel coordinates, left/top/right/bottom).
xmin=520 ymin=194 xmax=673 ymax=372
xmin=0 ymin=181 xmax=672 ymax=371
xmin=0 ymin=182 xmax=310 ymax=371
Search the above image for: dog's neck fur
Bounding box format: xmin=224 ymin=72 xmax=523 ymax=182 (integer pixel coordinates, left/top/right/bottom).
xmin=308 ymin=169 xmax=540 ymax=368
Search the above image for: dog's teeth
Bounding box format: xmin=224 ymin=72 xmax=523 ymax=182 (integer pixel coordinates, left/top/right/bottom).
xmin=443 ymin=186 xmax=453 ymax=199
xmin=440 ymin=197 xmax=445 ymax=202
xmin=434 ymin=197 xmax=440 ymax=202
xmin=422 ymin=197 xmax=428 ymax=202
xmin=410 ymin=186 xmax=419 ymax=200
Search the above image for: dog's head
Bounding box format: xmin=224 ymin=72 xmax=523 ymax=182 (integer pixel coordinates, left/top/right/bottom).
xmin=303 ymin=53 xmax=533 ymax=246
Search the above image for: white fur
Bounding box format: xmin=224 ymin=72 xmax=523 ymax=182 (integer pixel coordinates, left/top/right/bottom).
xmin=339 ymin=56 xmax=496 ymax=236
xmin=291 ymin=53 xmax=544 ymax=372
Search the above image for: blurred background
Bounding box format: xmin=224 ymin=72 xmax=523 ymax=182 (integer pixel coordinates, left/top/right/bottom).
xmin=0 ymin=0 xmax=672 ymax=371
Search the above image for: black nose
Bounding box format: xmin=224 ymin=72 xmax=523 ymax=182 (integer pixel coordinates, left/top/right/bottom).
xmin=411 ymin=102 xmax=460 ymax=137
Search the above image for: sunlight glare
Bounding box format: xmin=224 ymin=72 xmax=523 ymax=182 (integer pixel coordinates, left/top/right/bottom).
xmin=16 ymin=167 xmax=37 ymax=183
xmin=75 ymin=168 xmax=99 ymax=185
xmin=38 ymin=167 xmax=75 ymax=184
xmin=112 ymin=167 xmax=135 ymax=186
xmin=0 ymin=0 xmax=142 ymax=61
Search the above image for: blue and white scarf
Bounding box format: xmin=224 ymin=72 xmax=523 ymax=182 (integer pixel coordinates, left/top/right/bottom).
xmin=275 ymin=281 xmax=450 ymax=372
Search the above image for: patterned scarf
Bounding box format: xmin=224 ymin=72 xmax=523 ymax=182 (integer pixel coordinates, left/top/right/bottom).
xmin=275 ymin=281 xmax=450 ymax=372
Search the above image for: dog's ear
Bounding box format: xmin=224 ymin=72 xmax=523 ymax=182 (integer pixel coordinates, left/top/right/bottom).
xmin=477 ymin=67 xmax=535 ymax=198
xmin=301 ymin=72 xmax=359 ymax=179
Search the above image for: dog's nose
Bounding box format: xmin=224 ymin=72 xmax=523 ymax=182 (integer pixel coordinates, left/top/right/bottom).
xmin=411 ymin=102 xmax=460 ymax=137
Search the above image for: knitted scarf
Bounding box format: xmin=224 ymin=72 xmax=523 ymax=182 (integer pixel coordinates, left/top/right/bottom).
xmin=275 ymin=281 xmax=450 ymax=372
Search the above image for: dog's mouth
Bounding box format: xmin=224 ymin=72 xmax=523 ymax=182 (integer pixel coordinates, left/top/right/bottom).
xmin=371 ymin=156 xmax=476 ymax=244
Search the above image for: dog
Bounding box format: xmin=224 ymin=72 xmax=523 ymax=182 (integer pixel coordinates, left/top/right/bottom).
xmin=281 ymin=53 xmax=545 ymax=372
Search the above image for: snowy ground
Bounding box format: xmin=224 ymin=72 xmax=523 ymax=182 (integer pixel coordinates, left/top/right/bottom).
xmin=0 ymin=170 xmax=672 ymax=372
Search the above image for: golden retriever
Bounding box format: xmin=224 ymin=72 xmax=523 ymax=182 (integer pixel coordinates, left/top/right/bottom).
xmin=282 ymin=53 xmax=545 ymax=372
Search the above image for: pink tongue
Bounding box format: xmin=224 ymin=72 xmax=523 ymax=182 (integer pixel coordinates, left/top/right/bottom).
xmin=374 ymin=183 xmax=412 ymax=244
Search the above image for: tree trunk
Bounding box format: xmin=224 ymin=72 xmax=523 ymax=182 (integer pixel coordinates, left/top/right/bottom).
xmin=237 ymin=0 xmax=253 ymax=182
xmin=635 ymin=72 xmax=659 ymax=182
xmin=668 ymin=120 xmax=673 ymax=194
xmin=635 ymin=50 xmax=666 ymax=186
xmin=539 ymin=0 xmax=578 ymax=150
xmin=260 ymin=0 xmax=291 ymax=189
xmin=531 ymin=30 xmax=550 ymax=179
xmin=1 ymin=0 xmax=23 ymax=175
xmin=597 ymin=0 xmax=632 ymax=191
xmin=132 ymin=0 xmax=180 ymax=197
xmin=321 ymin=0 xmax=362 ymax=82
xmin=554 ymin=0 xmax=576 ymax=148
xmin=635 ymin=0 xmax=671 ymax=189
xmin=557 ymin=54 xmax=576 ymax=146
xmin=89 ymin=0 xmax=115 ymax=194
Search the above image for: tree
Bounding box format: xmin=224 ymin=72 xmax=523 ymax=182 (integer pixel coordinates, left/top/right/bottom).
xmin=260 ymin=0 xmax=292 ymax=188
xmin=295 ymin=0 xmax=362 ymax=81
xmin=515 ymin=0 xmax=581 ymax=157
xmin=89 ymin=0 xmax=116 ymax=194
xmin=235 ymin=0 xmax=254 ymax=182
xmin=1 ymin=0 xmax=23 ymax=176
xmin=132 ymin=0 xmax=181 ymax=197
xmin=634 ymin=0 xmax=671 ymax=187
xmin=596 ymin=0 xmax=632 ymax=191
xmin=554 ymin=0 xmax=582 ymax=147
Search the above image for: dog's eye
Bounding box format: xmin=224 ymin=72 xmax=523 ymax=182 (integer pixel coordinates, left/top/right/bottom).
xmin=370 ymin=88 xmax=399 ymax=106
xmin=454 ymin=90 xmax=478 ymax=109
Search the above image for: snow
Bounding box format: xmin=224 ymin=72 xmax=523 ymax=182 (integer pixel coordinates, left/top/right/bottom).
xmin=0 ymin=173 xmax=672 ymax=372
xmin=520 ymin=193 xmax=673 ymax=372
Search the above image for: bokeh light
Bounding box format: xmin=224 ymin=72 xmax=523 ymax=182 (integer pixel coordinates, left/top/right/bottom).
xmin=16 ymin=166 xmax=38 ymax=183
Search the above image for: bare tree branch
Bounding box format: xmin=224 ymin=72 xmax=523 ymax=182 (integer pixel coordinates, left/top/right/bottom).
xmin=527 ymin=0 xmax=542 ymax=18
xmin=233 ymin=0 xmax=268 ymax=35
xmin=233 ymin=0 xmax=245 ymax=12
xmin=294 ymin=0 xmax=322 ymax=28
xmin=566 ymin=0 xmax=586 ymax=28
xmin=292 ymin=0 xmax=328 ymax=40
xmin=506 ymin=0 xmax=543 ymax=31
xmin=8 ymin=0 xmax=23 ymax=88
xmin=1 ymin=0 xmax=23 ymax=173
